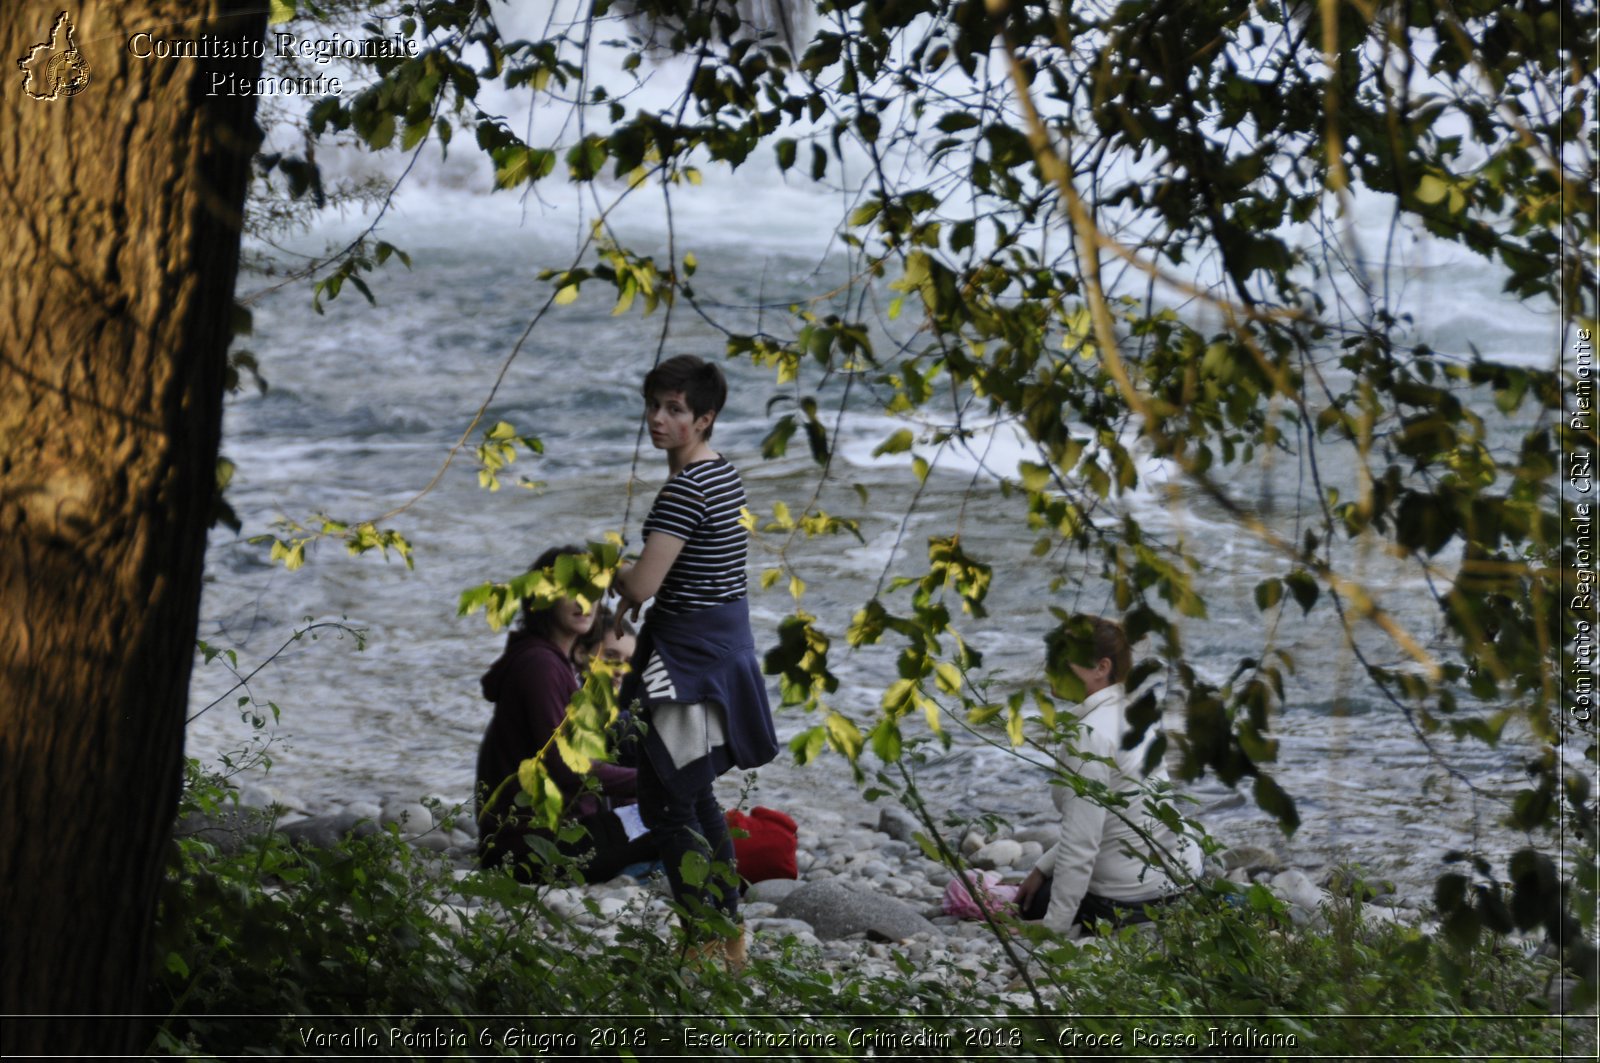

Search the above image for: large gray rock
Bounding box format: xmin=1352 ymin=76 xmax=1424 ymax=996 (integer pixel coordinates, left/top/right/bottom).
xmin=745 ymin=878 xmax=804 ymax=905
xmin=1269 ymin=869 xmax=1327 ymax=915
xmin=280 ymin=812 xmax=382 ymax=849
xmin=775 ymin=880 xmax=938 ymax=942
xmin=748 ymin=917 xmax=820 ymax=939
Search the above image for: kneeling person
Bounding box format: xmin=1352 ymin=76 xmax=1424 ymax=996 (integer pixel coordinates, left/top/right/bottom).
xmin=1017 ymin=615 xmax=1201 ymax=933
xmin=475 ymin=545 xmax=656 ymax=883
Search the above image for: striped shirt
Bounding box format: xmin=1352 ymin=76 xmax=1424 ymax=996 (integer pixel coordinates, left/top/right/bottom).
xmin=641 ymin=457 xmax=748 ymax=616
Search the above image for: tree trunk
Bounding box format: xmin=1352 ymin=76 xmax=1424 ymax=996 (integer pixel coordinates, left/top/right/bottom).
xmin=0 ymin=2 xmax=265 ymax=1055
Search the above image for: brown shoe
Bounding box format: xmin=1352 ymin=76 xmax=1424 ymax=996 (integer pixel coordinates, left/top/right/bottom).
xmin=722 ymin=926 xmax=747 ymax=973
xmin=683 ymin=935 xmax=723 ymax=966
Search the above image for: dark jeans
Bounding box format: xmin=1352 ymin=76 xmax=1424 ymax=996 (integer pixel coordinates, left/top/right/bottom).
xmin=637 ymin=755 xmax=737 ymax=924
xmin=482 ymin=810 xmax=657 ymax=886
xmin=1021 ymin=875 xmax=1184 ymax=928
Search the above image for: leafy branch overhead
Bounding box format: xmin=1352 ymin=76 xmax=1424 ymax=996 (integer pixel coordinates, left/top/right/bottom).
xmin=260 ymin=0 xmax=1594 ymax=995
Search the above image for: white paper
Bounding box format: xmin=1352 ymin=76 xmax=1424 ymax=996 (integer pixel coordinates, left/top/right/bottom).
xmin=615 ymin=803 xmax=649 ymax=841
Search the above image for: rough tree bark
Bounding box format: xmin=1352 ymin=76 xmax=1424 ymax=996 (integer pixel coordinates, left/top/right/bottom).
xmin=0 ymin=2 xmax=266 ymax=1055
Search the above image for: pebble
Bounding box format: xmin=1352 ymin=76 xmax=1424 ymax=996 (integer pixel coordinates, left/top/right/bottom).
xmin=750 ymin=917 xmax=821 ymax=940
xmin=877 ymin=806 xmax=920 ymax=843
xmin=1011 ymin=825 xmax=1060 ymax=846
xmin=411 ymin=830 xmax=453 ymax=853
xmin=971 ymin=839 xmax=1022 ymax=870
xmin=382 ymin=800 xmax=434 ymax=833
xmin=1270 ymin=869 xmax=1328 ymax=914
xmin=1221 ymin=844 xmax=1283 ymax=874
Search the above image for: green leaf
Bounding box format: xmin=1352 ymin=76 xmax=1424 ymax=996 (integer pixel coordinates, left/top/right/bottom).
xmin=965 ymin=702 xmax=1004 ymax=725
xmin=1254 ymin=578 xmax=1283 ymax=611
xmin=936 ymin=112 xmax=980 ymax=133
xmin=849 ymin=201 xmax=882 ymax=227
xmin=824 ymin=712 xmax=864 ymax=760
xmin=1252 ymin=773 xmax=1300 ymax=834
xmin=268 ymin=0 xmax=295 ymax=25
xmin=789 ymin=725 xmax=826 ymax=765
xmin=872 ymin=428 xmax=914 ymax=457
xmin=1019 ymin=461 xmax=1051 ymax=493
xmin=496 ymin=147 xmax=555 ymax=188
xmin=401 ymin=119 xmax=429 ymax=152
xmin=1284 ymin=571 xmax=1319 ymax=615
xmin=870 ymin=718 xmax=902 ymax=762
xmin=762 ymin=415 xmax=797 ymax=459
xmin=368 ymin=113 xmax=396 ymax=151
xmin=881 ymin=678 xmax=916 ymax=715
xmin=677 ymin=851 xmax=710 ymax=888
xmin=1416 ymin=173 xmax=1449 ymax=205
xmin=554 ymin=733 xmax=591 ymax=774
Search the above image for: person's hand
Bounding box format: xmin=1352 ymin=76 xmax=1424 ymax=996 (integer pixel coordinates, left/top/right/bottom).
xmin=612 ymin=566 xmax=641 ymax=634
xmin=1015 ymin=867 xmax=1045 ymax=912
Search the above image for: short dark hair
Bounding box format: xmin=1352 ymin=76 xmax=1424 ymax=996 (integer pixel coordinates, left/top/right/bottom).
xmin=1080 ymin=614 xmax=1133 ymax=684
xmin=514 ymin=544 xmax=586 ymax=648
xmin=642 ymin=355 xmax=727 ymax=440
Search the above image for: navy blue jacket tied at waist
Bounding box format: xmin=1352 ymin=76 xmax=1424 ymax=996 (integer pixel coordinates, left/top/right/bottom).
xmin=620 ymin=596 xmax=778 ymax=796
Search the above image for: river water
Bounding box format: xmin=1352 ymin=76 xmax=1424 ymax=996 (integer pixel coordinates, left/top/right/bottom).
xmin=188 ymin=48 xmax=1572 ymax=898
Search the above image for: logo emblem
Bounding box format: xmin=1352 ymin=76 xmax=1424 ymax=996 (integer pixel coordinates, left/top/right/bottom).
xmin=18 ymin=12 xmax=90 ymax=100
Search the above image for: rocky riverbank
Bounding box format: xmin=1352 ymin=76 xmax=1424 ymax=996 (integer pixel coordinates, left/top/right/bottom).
xmin=179 ymin=773 xmax=1443 ymax=1004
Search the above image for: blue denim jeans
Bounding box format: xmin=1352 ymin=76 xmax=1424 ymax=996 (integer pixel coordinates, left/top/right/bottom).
xmin=636 ymin=755 xmax=737 ymax=924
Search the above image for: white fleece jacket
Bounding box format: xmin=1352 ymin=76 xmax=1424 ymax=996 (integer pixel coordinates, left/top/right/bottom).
xmin=1033 ymin=684 xmax=1202 ymax=934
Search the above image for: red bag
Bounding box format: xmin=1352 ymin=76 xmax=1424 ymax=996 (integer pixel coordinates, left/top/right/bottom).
xmin=725 ymin=806 xmax=798 ymax=883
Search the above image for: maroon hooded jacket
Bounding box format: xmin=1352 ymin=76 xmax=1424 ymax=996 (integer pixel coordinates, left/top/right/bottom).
xmin=474 ymin=633 xmax=637 ymax=859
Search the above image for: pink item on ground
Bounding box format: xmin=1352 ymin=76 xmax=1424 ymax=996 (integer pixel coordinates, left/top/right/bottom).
xmin=941 ymin=869 xmax=1020 ymax=919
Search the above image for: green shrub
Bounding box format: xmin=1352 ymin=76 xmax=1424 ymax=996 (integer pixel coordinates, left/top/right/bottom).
xmin=146 ymin=762 xmax=1579 ymax=1059
xmin=145 ymin=762 xmax=1005 ymax=1058
xmin=1026 ymin=880 xmax=1574 ymax=1060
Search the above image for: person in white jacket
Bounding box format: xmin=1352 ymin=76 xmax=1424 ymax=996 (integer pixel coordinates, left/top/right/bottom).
xmin=1016 ymin=615 xmax=1202 ymax=935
